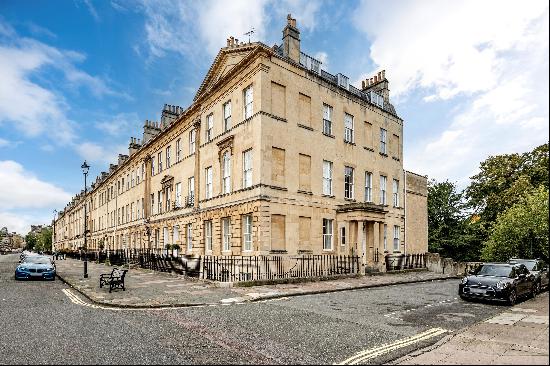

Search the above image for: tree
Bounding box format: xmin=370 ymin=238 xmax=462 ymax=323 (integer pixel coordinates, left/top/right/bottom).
xmin=481 ymin=187 xmax=549 ymax=262
xmin=25 ymin=233 xmax=37 ymax=251
xmin=466 ymin=143 xmax=549 ymax=223
xmin=427 ymin=180 xmax=479 ymax=261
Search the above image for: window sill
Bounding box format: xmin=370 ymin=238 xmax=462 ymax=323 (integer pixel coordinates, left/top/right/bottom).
xmin=392 ymin=156 xmax=400 ymax=161
xmin=363 ymin=146 xmax=375 ymax=152
xmin=297 ymin=123 xmax=314 ymax=131
xmin=322 ymin=194 xmax=335 ymax=198
xmin=344 ymin=140 xmax=356 ymax=146
xmin=344 ymin=198 xmax=356 ymax=202
xmin=323 ymin=132 xmax=335 ymax=139
xmin=379 ymin=152 xmax=388 ymax=157
xmin=270 ymin=250 xmax=288 ymax=254
xmin=297 ymin=190 xmax=313 ymax=195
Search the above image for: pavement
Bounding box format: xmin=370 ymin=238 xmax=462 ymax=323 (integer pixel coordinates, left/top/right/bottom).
xmin=391 ymin=291 xmax=550 ymax=365
xmin=53 ymin=257 xmax=455 ymax=308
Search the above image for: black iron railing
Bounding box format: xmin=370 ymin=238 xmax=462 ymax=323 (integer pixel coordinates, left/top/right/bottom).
xmin=202 ymin=255 xmax=360 ymax=282
xmin=385 ymin=253 xmax=426 ymax=271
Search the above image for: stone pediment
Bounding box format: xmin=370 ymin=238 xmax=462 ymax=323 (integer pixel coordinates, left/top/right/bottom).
xmin=194 ymin=44 xmax=258 ymax=101
xmin=160 ymin=175 xmax=174 ymax=188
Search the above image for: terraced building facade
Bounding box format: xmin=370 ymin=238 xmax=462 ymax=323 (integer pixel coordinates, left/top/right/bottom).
xmin=53 ymin=15 xmax=428 ymax=272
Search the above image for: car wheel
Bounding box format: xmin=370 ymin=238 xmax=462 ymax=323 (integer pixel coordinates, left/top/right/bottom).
xmin=508 ymin=290 xmax=517 ymax=306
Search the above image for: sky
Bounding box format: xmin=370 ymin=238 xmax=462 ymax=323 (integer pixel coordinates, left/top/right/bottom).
xmin=0 ymin=0 xmax=548 ymax=235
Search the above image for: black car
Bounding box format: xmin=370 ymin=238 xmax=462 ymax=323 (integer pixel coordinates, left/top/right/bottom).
xmin=509 ymin=258 xmax=549 ymax=294
xmin=459 ymin=263 xmax=536 ymax=305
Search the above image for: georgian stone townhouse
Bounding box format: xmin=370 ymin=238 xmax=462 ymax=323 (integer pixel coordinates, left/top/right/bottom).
xmin=53 ymin=15 xmax=428 ymax=272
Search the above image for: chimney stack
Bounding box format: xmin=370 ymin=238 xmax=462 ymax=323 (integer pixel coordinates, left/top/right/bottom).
xmin=361 ymin=69 xmax=390 ymax=104
xmin=282 ymin=14 xmax=300 ymax=64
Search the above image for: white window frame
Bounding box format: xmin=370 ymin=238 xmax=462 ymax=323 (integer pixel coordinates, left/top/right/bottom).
xmin=175 ymin=182 xmax=181 ymax=207
xmin=166 ymin=146 xmax=171 ymax=168
xmin=365 ymin=172 xmax=373 ymax=202
xmin=163 ymin=227 xmax=169 ymax=247
xmin=244 ymin=85 xmax=253 ymax=119
xmin=176 ymin=139 xmax=181 ymax=163
xmin=243 ymin=149 xmax=252 ymax=189
xmin=189 ymin=129 xmax=196 ymax=154
xmin=393 ymin=179 xmax=400 ymax=207
xmin=323 ymin=104 xmax=333 ymax=135
xmin=158 ymin=152 xmax=162 ymax=173
xmin=223 ymin=101 xmax=232 ymax=131
xmin=344 ymin=166 xmax=354 ymax=199
xmin=344 ymin=113 xmax=354 ymax=143
xmin=393 ymin=225 xmax=400 ymax=251
xmin=323 ymin=160 xmax=333 ymax=196
xmin=206 ymin=113 xmax=213 ymax=142
xmin=323 ymin=218 xmax=333 ymax=251
xmin=340 ymin=226 xmax=346 ymax=246
xmin=205 ymin=167 xmax=213 ymax=199
xmin=188 ymin=176 xmax=195 ymax=204
xmin=242 ymin=214 xmax=253 ymax=251
xmin=380 ymin=175 xmax=387 ymax=205
xmin=187 ymin=223 xmax=193 ymax=251
xmin=380 ymin=128 xmax=387 ymax=154
xmin=204 ymin=220 xmax=212 ymax=252
xmin=222 ymin=151 xmax=231 ymax=194
xmin=222 ymin=218 xmax=231 ymax=252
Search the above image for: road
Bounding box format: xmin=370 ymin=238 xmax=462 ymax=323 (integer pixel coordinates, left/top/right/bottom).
xmin=0 ymin=253 xmax=509 ymax=364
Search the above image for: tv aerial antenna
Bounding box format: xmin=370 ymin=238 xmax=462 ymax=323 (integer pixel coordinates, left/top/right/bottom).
xmin=244 ymin=28 xmax=255 ymax=43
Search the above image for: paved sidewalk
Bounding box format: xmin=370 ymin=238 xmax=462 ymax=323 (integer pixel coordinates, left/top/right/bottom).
xmin=54 ymin=258 xmax=455 ymax=308
xmin=392 ymin=292 xmax=549 ymax=365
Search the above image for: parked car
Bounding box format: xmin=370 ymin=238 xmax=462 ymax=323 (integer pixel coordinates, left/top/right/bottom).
xmin=15 ymin=255 xmax=56 ymax=280
xmin=508 ymin=258 xmax=549 ymax=293
xmin=459 ymin=263 xmax=535 ymax=305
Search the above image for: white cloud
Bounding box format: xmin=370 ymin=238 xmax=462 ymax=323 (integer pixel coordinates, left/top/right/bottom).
xmin=0 ymin=137 xmax=9 ymax=147
xmin=76 ymin=141 xmax=128 ymax=166
xmin=84 ymin=0 xmax=101 ymax=21
xmin=0 ymin=160 xmax=72 ymax=210
xmin=0 ymin=22 xmax=130 ymax=145
xmin=139 ymin=0 xmax=322 ymax=58
xmin=352 ymin=0 xmax=549 ymax=186
xmin=0 ymin=211 xmax=52 ymax=236
xmin=95 ymin=112 xmax=140 ymax=136
xmin=314 ymin=51 xmax=329 ymax=69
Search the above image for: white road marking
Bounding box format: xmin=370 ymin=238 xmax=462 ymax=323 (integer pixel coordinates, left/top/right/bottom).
xmin=62 ymin=288 xmax=287 ymax=311
xmin=336 ymin=328 xmax=449 ymax=365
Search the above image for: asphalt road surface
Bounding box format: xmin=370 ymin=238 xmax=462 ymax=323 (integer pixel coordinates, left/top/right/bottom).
xmin=0 ymin=254 xmax=510 ymax=364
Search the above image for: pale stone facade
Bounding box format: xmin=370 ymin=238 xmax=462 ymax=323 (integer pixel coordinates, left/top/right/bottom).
xmin=53 ymin=15 xmax=428 ymax=271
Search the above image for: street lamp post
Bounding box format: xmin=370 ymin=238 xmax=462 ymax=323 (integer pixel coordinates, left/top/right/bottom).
xmin=81 ymin=161 xmax=90 ymax=279
xmin=52 ymin=209 xmax=57 ymax=253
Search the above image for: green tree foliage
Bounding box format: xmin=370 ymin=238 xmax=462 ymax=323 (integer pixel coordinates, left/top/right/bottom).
xmin=482 ymin=187 xmax=549 ymax=262
xmin=427 ymin=180 xmax=482 ymax=261
xmin=35 ymin=227 xmax=53 ymax=252
xmin=466 ymin=143 xmax=549 ymax=223
xmin=25 ymin=233 xmax=37 ymax=251
xmin=428 ymin=143 xmax=548 ymax=262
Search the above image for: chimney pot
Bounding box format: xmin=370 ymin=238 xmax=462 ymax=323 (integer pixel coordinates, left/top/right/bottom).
xmin=374 ymin=75 xmax=378 ymax=83
xmin=382 ymin=70 xmax=386 ymax=80
xmin=378 ymin=71 xmax=382 ymax=80
xmin=362 ymin=80 xmax=366 ymax=89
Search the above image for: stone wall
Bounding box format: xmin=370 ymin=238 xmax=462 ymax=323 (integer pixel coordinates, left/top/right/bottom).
xmin=425 ymin=252 xmax=482 ymax=277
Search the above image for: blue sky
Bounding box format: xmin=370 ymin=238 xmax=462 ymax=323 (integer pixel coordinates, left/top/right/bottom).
xmin=0 ymin=0 xmax=548 ymax=234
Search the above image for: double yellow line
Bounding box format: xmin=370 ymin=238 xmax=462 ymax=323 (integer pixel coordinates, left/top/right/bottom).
xmin=337 ymin=327 xmax=448 ymax=365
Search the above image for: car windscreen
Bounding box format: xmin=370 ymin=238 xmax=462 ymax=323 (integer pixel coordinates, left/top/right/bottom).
xmin=22 ymin=257 xmax=51 ymax=265
xmin=510 ymin=261 xmax=536 ymax=271
xmin=475 ymin=265 xmax=512 ymax=277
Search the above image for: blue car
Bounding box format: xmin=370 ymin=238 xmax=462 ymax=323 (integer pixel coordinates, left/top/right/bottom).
xmin=15 ymin=255 xmax=56 ymax=280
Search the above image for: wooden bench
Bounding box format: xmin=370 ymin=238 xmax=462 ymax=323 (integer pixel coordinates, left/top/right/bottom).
xmin=99 ymin=267 xmax=128 ymax=293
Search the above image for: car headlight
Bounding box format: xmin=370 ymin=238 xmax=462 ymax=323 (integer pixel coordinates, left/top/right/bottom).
xmin=46 ymin=267 xmax=55 ymax=272
xmin=461 ymin=277 xmax=468 ymax=284
xmin=495 ymin=281 xmax=510 ymax=290
xmin=17 ymin=267 xmax=27 ymax=271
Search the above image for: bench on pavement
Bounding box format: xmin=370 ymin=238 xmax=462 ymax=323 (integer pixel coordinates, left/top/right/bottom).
xmin=99 ymin=267 xmax=128 ymax=293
